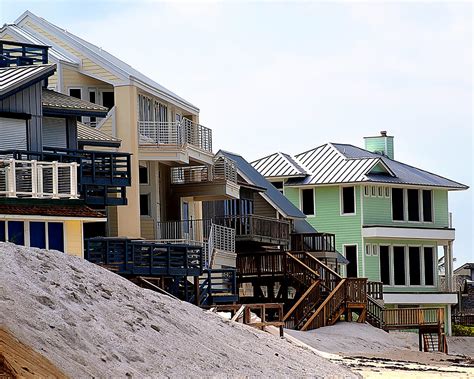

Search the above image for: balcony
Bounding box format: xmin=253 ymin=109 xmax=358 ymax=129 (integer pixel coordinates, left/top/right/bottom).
xmin=170 ymin=156 xmax=239 ymax=200
xmin=1 ymin=148 xmax=131 ymax=206
xmin=0 ymin=40 xmax=48 ymax=68
xmin=138 ymin=119 xmax=213 ymax=164
xmin=0 ymin=158 xmax=78 ymax=199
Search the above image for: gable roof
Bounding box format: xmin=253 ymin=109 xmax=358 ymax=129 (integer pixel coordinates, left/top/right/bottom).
xmin=7 ymin=11 xmax=199 ymax=113
xmin=251 ymin=152 xmax=307 ymax=178
xmin=0 ymin=64 xmax=55 ymax=100
xmin=254 ymin=143 xmax=468 ymax=190
xmin=42 ymin=89 xmax=109 ymax=117
xmin=217 ymin=150 xmax=306 ymax=219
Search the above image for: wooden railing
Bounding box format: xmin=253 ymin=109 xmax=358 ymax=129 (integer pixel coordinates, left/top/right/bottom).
xmin=366 ymin=296 xmax=384 ymax=329
xmin=301 ymin=279 xmax=347 ymax=330
xmin=383 ymin=308 xmax=444 ymax=330
xmin=290 ymin=252 xmax=341 ymax=292
xmin=237 ymin=251 xmax=285 ymax=277
xmin=190 ymin=268 xmax=238 ymax=305
xmin=285 ymin=253 xmax=320 ymax=287
xmin=84 ymin=237 xmax=204 ymax=277
xmin=367 ymin=281 xmax=384 ymax=300
xmin=283 ymin=280 xmax=321 ymax=329
xmin=291 ymin=233 xmax=336 ymax=252
xmin=452 ymin=313 xmax=474 ymax=326
xmin=170 ymin=156 xmax=237 ymax=185
xmin=213 ymin=215 xmax=290 ymax=243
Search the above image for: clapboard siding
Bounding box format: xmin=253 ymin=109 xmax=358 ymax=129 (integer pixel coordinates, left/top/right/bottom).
xmin=254 ymin=193 xmax=277 ymax=218
xmin=0 ymin=82 xmax=43 ymax=151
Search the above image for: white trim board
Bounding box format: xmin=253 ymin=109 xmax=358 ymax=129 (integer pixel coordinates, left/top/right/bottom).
xmin=384 ymin=292 xmax=458 ymax=305
xmin=362 ymin=226 xmax=455 ymax=241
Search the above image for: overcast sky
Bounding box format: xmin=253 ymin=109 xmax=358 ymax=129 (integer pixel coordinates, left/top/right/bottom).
xmin=1 ymin=1 xmax=472 ymax=266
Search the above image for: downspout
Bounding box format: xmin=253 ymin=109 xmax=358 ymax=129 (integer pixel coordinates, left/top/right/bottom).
xmin=360 ymin=185 xmax=365 ymax=277
xmin=57 ymin=61 xmax=63 ymax=93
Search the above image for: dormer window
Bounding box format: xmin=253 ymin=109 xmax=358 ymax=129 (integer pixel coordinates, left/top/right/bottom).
xmin=271 ymin=181 xmax=284 ymax=193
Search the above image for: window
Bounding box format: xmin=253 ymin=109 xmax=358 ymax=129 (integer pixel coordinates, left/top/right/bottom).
xmin=69 ymin=88 xmax=81 ymax=99
xmin=0 ymin=221 xmax=4 ymax=242
xmin=393 ymin=246 xmax=406 ymax=285
xmin=102 ymin=91 xmax=115 ymax=109
xmin=424 ymin=247 xmax=434 ymax=285
xmin=301 ymin=189 xmax=315 ymax=215
xmin=365 ymin=244 xmax=371 ymax=256
xmin=48 ymin=222 xmax=64 ymax=252
xmin=139 ymin=165 xmax=149 ymax=184
xmin=378 ymin=187 xmax=383 ymax=197
xmin=345 ymin=245 xmax=358 ymax=278
xmin=407 ymin=189 xmax=420 ymax=221
xmin=379 ymin=246 xmax=390 ymax=285
xmin=30 ymin=222 xmax=46 ymax=249
xmin=371 ymin=186 xmax=376 ymax=197
xmin=272 ymin=181 xmax=284 ymax=192
xmin=140 ymin=194 xmax=150 ymax=216
xmin=341 ymin=186 xmax=355 ymax=214
xmin=364 ymin=186 xmax=370 ymax=197
xmin=385 ymin=187 xmax=391 ymax=198
xmin=372 ymin=244 xmax=379 ymax=256
xmin=408 ymin=247 xmax=421 ymax=285
xmin=392 ymin=188 xmax=404 ymax=221
xmin=422 ymin=190 xmax=433 ymax=222
xmin=8 ymin=221 xmax=24 ymax=246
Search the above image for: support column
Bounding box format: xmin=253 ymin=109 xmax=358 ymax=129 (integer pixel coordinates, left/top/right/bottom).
xmin=446 ymin=305 xmax=452 ymax=336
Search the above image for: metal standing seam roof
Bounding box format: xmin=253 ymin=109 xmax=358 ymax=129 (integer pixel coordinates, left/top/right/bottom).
xmin=42 ymin=89 xmax=109 ymax=116
xmin=255 ymin=143 xmax=467 ymax=190
xmin=251 ymin=152 xmax=308 ymax=178
xmin=217 ymin=150 xmax=306 ymax=219
xmin=12 ymin=11 xmax=199 ymax=112
xmin=77 ymin=122 xmax=121 ymax=146
xmin=0 ymin=64 xmax=56 ymax=100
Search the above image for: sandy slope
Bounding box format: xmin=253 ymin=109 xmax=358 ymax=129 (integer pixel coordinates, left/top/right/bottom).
xmin=0 ymin=243 xmax=356 ymax=378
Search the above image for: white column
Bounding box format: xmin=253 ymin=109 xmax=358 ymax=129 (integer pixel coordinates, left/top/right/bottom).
xmin=446 ymin=305 xmax=452 ymax=336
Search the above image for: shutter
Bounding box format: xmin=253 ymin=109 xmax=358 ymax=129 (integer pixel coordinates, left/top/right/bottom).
xmin=0 ymin=117 xmax=27 ymax=150
xmin=43 ymin=117 xmax=67 ymax=148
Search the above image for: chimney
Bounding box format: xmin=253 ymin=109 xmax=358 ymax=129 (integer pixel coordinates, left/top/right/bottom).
xmin=364 ymin=131 xmax=394 ymax=159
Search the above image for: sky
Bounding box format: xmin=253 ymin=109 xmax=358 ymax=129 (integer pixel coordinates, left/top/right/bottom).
xmin=1 ymin=1 xmax=472 ymax=267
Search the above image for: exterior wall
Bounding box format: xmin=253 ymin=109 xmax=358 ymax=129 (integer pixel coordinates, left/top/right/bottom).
xmin=61 ymin=67 xmax=112 ymax=94
xmin=254 ymin=193 xmax=277 ymax=218
xmin=64 ymin=220 xmax=83 ymax=257
xmin=364 ymin=135 xmax=394 ymax=159
xmin=0 ymin=82 xmax=43 ymax=151
xmin=285 ymin=185 xmax=363 ymax=276
xmin=363 ymin=186 xmax=450 ymax=229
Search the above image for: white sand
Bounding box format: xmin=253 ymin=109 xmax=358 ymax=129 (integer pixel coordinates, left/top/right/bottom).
xmin=0 ymin=243 xmax=356 ymax=378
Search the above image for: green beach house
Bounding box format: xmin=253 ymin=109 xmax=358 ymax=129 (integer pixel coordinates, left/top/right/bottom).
xmin=252 ymin=132 xmax=468 ymax=334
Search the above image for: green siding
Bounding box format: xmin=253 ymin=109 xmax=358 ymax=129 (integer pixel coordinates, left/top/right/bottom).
xmin=363 ymin=187 xmax=450 ymax=228
xmin=284 ymin=187 xmax=300 ymax=208
xmin=364 ymin=136 xmax=394 ymax=159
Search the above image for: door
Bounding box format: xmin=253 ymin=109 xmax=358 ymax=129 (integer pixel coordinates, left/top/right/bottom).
xmin=345 ymin=245 xmax=358 ymax=277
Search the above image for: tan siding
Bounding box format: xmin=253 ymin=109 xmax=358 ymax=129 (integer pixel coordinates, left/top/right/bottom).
xmin=25 ymin=21 xmax=121 ymax=83
xmin=62 ymin=67 xmax=109 ymax=87
xmin=254 ymin=194 xmax=277 ymax=218
xmin=65 ymin=220 xmax=83 ymax=258
xmin=140 ymin=217 xmax=155 ymax=239
xmin=98 ymin=115 xmax=114 ymax=136
xmin=1 ymin=34 xmax=17 ymax=41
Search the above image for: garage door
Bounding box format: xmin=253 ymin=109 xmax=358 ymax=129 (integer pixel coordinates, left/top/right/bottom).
xmin=43 ymin=117 xmax=67 ymax=149
xmin=0 ymin=117 xmax=27 ymax=150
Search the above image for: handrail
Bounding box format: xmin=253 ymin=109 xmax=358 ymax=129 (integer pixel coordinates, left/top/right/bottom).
xmin=366 ymin=295 xmax=384 ymax=328
xmin=290 ymin=252 xmax=341 ymax=292
xmin=383 ymin=307 xmax=444 ymax=329
xmin=170 ymin=156 xmax=237 ymax=185
xmin=283 ymin=280 xmax=320 ymax=323
xmin=291 ymin=232 xmax=336 ymax=253
xmin=367 ymin=281 xmax=384 ymax=300
xmin=301 ymin=279 xmax=347 ymax=331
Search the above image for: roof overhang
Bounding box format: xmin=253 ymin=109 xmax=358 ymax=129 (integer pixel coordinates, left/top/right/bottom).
xmin=0 ymin=64 xmax=56 ymax=100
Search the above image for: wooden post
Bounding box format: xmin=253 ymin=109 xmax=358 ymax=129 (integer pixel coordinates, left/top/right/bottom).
xmin=418 ymin=331 xmax=422 ymax=352
xmin=194 ymin=275 xmax=200 ymax=306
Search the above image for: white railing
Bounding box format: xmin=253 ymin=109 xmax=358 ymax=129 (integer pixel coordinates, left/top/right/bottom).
xmin=170 ymin=156 xmax=237 ymax=185
xmin=0 ymin=159 xmax=79 ymax=199
xmin=138 ymin=119 xmax=212 ymax=152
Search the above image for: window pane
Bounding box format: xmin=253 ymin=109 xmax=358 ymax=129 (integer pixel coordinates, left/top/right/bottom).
xmin=393 ymin=246 xmax=405 ymax=285
xmin=345 ymin=245 xmax=358 ymax=277
xmin=342 ymin=187 xmax=355 ymax=214
xmin=30 ymin=222 xmax=46 ymax=249
xmin=69 ymin=88 xmax=81 ymax=99
xmin=392 ymin=188 xmax=404 ymax=220
xmin=407 ymin=189 xmax=420 ymax=221
xmin=272 ymin=181 xmax=283 ymax=190
xmin=409 ymin=247 xmax=421 ymax=285
xmin=0 ymin=221 xmax=5 ymax=242
xmin=422 ymin=190 xmax=433 ymax=222
xmin=8 ymin=221 xmax=24 ymax=245
xmin=424 ymin=247 xmax=434 ymax=285
xmin=379 ymin=246 xmax=390 ymax=285
xmin=302 ymin=189 xmax=314 ymax=215
xmin=48 ymin=222 xmax=64 ymax=252
xmin=140 ymin=194 xmax=150 ymax=216
xmin=139 ymin=165 xmax=148 ymax=184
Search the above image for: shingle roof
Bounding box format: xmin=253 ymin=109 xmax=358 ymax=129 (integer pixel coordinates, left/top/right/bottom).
xmin=0 ymin=203 xmax=105 ymax=218
xmin=251 ymin=152 xmax=307 ymax=178
xmin=77 ymin=122 xmax=121 ymax=147
xmin=255 ymin=143 xmax=468 ymax=190
xmin=42 ymin=89 xmax=109 ymax=117
xmin=0 ymin=64 xmax=55 ymax=100
xmin=217 ymin=150 xmax=306 ymax=219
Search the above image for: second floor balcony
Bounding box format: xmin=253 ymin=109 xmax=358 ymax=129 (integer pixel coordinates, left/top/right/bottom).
xmin=0 ymin=147 xmax=131 ymax=206
xmin=138 ymin=118 xmax=213 ymax=164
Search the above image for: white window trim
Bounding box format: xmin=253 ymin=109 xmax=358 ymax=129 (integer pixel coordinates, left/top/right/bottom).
xmin=1 ymin=220 xmax=65 ymax=251
xmin=371 ymin=186 xmax=377 ymax=197
xmin=378 ymin=186 xmax=383 ymax=197
xmin=300 ymin=188 xmax=316 ymax=217
xmin=67 ymin=86 xmax=83 ymax=99
xmin=139 ymin=162 xmax=150 ymax=185
xmin=384 ymin=186 xmax=391 ymax=198
xmin=340 ymin=185 xmax=356 ymax=216
xmin=343 ymin=243 xmax=359 ymax=277
xmin=391 ymin=188 xmax=435 ymax=225
xmin=365 ymin=243 xmax=371 ymax=256
xmin=364 ymin=185 xmax=370 ymax=197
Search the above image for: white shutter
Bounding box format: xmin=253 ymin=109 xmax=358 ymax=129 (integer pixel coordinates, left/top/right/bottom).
xmin=43 ymin=117 xmax=67 ymax=148
xmin=0 ymin=117 xmax=27 ymax=150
